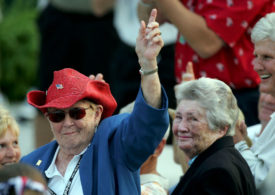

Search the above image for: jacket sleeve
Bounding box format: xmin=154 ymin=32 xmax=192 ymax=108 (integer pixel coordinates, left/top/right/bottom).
xmin=112 ymin=86 xmax=169 ymax=171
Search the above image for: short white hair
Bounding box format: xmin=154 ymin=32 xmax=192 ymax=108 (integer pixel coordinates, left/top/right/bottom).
xmin=174 ymin=78 xmax=239 ymax=136
xmin=251 ymin=13 xmax=275 ymax=43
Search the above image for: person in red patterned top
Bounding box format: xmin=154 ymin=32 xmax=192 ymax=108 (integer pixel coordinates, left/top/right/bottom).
xmin=138 ymin=0 xmax=275 ymax=126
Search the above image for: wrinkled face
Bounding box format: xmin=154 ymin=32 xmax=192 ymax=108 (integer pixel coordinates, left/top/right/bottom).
xmin=258 ymin=92 xmax=275 ymax=124
xmin=0 ymin=130 xmax=21 ymax=165
xmin=172 ymin=100 xmax=225 ymax=158
xmin=47 ymin=100 xmax=103 ymax=154
xmin=253 ymin=39 xmax=275 ymax=97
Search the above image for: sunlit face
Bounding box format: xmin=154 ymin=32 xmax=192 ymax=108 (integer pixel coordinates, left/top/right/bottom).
xmin=47 ymin=100 xmax=103 ymax=154
xmin=253 ymin=39 xmax=275 ymax=97
xmin=172 ymin=100 xmax=225 ymax=158
xmin=0 ymin=130 xmax=21 ymax=165
xmin=258 ymin=92 xmax=275 ymax=125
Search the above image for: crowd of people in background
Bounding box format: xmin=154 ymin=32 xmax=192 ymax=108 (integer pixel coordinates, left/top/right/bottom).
xmin=1 ymin=0 xmax=275 ymax=194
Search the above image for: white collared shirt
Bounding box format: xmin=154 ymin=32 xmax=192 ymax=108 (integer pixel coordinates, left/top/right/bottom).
xmin=140 ymin=173 xmax=169 ymax=195
xmin=45 ymin=146 xmax=87 ymax=195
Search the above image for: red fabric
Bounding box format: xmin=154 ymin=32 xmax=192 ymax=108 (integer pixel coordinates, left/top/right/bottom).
xmin=27 ymin=68 xmax=117 ymax=119
xmin=175 ymin=0 xmax=275 ymax=89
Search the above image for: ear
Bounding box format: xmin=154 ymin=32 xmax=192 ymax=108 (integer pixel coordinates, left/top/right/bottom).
xmin=154 ymin=139 xmax=166 ymax=156
xmin=95 ymin=105 xmax=103 ymax=122
xmin=218 ymin=126 xmax=228 ymax=137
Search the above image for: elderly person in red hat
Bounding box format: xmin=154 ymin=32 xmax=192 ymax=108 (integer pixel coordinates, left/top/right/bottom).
xmin=20 ymin=9 xmax=169 ymax=195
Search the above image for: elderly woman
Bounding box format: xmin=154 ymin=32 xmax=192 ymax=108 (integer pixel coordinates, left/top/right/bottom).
xmin=171 ymin=78 xmax=255 ymax=194
xmin=0 ymin=106 xmax=21 ymax=166
xmin=234 ymin=12 xmax=275 ymax=194
xmin=20 ymin=9 xmax=169 ymax=195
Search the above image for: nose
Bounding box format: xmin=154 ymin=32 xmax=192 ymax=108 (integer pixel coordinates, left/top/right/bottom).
xmin=6 ymin=146 xmax=16 ymax=158
xmin=174 ymin=120 xmax=189 ymax=133
xmin=252 ymin=57 xmax=264 ymax=72
xmin=63 ymin=113 xmax=74 ymax=126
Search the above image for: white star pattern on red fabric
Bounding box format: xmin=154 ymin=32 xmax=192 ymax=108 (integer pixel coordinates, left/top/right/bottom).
xmin=226 ymin=17 xmax=233 ymax=27
xmin=192 ymin=55 xmax=199 ymax=63
xmin=216 ymin=63 xmax=224 ymax=72
xmin=241 ymin=21 xmax=249 ymax=28
xmin=245 ymin=79 xmax=253 ymax=86
xmin=200 ymin=71 xmax=207 ymax=77
xmin=227 ymin=0 xmax=233 ymax=7
xmin=247 ymin=1 xmax=253 ymax=10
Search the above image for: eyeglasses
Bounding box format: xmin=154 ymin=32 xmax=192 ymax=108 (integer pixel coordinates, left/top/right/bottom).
xmin=47 ymin=106 xmax=92 ymax=123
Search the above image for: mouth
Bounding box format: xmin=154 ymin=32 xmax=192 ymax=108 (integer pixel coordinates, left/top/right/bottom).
xmin=63 ymin=131 xmax=77 ymax=135
xmin=1 ymin=161 xmax=16 ymax=166
xmin=260 ymin=74 xmax=272 ymax=80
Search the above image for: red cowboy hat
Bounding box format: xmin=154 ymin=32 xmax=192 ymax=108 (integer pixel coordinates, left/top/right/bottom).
xmin=27 ymin=68 xmax=117 ymax=120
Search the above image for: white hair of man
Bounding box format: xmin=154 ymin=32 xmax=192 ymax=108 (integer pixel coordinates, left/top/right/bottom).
xmin=174 ymin=78 xmax=239 ymax=136
xmin=251 ymin=12 xmax=275 ymax=43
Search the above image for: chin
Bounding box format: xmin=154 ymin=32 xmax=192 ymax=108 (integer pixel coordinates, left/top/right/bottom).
xmin=260 ymin=85 xmax=275 ymax=96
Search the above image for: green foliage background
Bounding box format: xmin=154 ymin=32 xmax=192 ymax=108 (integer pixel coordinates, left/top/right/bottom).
xmin=0 ymin=0 xmax=39 ymax=102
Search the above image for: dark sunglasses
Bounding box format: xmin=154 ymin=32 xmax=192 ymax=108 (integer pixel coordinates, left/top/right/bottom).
xmin=47 ymin=106 xmax=93 ymax=123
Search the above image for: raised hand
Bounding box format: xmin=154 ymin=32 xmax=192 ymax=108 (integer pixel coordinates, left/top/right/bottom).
xmin=135 ymin=9 xmax=164 ymax=71
xmin=89 ymin=73 xmax=105 ymax=82
xmin=181 ymin=61 xmax=195 ymax=82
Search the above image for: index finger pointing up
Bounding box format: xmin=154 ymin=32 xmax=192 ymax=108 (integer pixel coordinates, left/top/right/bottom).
xmin=148 ymin=8 xmax=157 ymax=24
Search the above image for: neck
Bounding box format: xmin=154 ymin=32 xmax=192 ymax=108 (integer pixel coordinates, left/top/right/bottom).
xmin=140 ymin=156 xmax=158 ymax=175
xmin=55 ymin=149 xmax=78 ymax=176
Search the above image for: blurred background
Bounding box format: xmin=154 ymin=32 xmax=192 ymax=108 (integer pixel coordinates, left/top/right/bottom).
xmin=0 ymin=0 xmax=39 ymax=155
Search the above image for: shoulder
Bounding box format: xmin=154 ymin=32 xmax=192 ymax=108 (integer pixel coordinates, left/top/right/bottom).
xmin=20 ymin=141 xmax=57 ymax=164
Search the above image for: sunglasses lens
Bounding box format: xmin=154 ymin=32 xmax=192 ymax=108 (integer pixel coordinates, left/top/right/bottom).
xmin=69 ymin=108 xmax=86 ymax=120
xmin=48 ymin=111 xmax=65 ymax=123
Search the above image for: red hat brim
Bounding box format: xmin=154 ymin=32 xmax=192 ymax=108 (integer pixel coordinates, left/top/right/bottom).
xmin=27 ymin=80 xmax=117 ymax=120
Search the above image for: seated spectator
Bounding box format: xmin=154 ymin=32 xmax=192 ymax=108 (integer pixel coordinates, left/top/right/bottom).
xmin=0 ymin=163 xmax=47 ymax=195
xmin=0 ymin=106 xmax=21 ymax=166
xmin=20 ymin=9 xmax=169 ymax=194
xmin=171 ymin=77 xmax=255 ymax=194
xmin=120 ymin=101 xmax=170 ymax=195
xmin=247 ymin=92 xmax=275 ymax=143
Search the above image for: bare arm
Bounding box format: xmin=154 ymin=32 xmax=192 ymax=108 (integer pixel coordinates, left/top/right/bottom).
xmin=138 ymin=0 xmax=224 ymax=58
xmin=135 ymin=9 xmax=163 ymax=108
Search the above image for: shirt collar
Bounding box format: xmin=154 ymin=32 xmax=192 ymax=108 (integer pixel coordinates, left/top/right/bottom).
xmin=188 ymin=155 xmax=197 ymax=166
xmin=45 ymin=145 xmax=88 ymax=179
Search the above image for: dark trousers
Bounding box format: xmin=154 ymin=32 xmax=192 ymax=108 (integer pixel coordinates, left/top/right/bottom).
xmin=109 ymin=41 xmax=177 ymax=113
xmin=232 ymin=87 xmax=260 ymax=126
xmin=37 ymin=4 xmax=119 ymax=91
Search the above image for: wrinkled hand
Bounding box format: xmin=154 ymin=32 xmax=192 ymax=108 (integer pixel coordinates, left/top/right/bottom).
xmin=89 ymin=73 xmax=105 ymax=82
xmin=233 ymin=120 xmax=247 ymax=144
xmin=136 ymin=8 xmax=164 ymax=70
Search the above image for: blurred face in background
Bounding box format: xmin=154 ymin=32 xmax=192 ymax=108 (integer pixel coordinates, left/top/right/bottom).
xmin=0 ymin=129 xmax=21 ymax=165
xmin=258 ymin=92 xmax=275 ymax=127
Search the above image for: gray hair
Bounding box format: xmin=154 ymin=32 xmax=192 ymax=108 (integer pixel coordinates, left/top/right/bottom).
xmin=251 ymin=13 xmax=275 ymax=43
xmin=174 ymin=78 xmax=239 ymax=136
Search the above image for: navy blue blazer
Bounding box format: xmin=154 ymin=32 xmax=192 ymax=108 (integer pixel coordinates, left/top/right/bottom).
xmin=21 ymin=88 xmax=169 ymax=194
